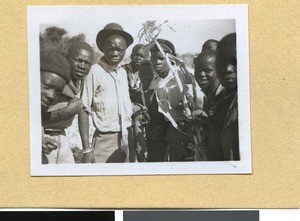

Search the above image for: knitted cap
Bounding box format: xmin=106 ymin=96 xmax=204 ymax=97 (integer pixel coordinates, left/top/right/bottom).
xmin=40 ymin=50 xmax=71 ymax=83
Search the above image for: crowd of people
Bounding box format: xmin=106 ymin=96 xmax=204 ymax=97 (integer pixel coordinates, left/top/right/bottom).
xmin=40 ymin=22 xmax=239 ymax=164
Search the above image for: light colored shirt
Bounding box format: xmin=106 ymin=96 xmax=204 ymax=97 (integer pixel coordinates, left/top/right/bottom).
xmin=81 ymin=58 xmax=133 ymax=133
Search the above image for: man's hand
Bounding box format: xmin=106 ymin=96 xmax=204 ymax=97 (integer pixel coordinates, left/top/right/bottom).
xmin=132 ymin=103 xmax=148 ymax=118
xmin=59 ymin=98 xmax=84 ymax=117
xmin=42 ymin=137 xmax=60 ymax=155
xmin=82 ymin=152 xmax=95 ymax=163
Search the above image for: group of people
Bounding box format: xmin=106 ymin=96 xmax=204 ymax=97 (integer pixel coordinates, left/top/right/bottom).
xmin=40 ymin=22 xmax=239 ymax=164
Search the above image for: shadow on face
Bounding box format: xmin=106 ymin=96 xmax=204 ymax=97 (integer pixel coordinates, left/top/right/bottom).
xmin=131 ymin=48 xmax=148 ymax=67
xmin=150 ymin=50 xmax=169 ymax=79
xmin=68 ymin=48 xmax=93 ymax=81
xmin=216 ymin=33 xmax=237 ymax=92
xmin=139 ymin=61 xmax=155 ymax=89
xmin=194 ymin=50 xmax=218 ymax=93
xmin=40 ymin=71 xmax=67 ymax=112
xmin=103 ymin=35 xmax=126 ymax=66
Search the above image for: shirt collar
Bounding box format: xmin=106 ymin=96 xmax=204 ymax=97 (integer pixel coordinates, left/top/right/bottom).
xmin=62 ymin=83 xmax=76 ymax=99
xmin=68 ymin=80 xmax=81 ymax=95
xmin=126 ymin=63 xmax=133 ymax=72
xmin=215 ymin=84 xmax=224 ymax=96
xmin=99 ymin=57 xmax=122 ymax=72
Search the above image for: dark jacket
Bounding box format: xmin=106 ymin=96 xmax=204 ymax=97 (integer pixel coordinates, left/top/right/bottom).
xmin=208 ymin=91 xmax=240 ymax=161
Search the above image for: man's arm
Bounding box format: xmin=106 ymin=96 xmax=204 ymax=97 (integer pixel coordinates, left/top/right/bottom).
xmin=42 ymin=98 xmax=83 ymax=123
xmin=78 ymin=111 xmax=90 ymax=150
xmin=78 ymin=110 xmax=95 ymax=163
xmin=78 ymin=67 xmax=95 ymax=163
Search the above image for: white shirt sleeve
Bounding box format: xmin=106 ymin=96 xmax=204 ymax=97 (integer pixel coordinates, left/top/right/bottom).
xmin=80 ymin=66 xmax=95 ymax=113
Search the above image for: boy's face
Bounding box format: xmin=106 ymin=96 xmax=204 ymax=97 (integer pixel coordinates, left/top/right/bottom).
xmin=150 ymin=50 xmax=169 ymax=79
xmin=40 ymin=72 xmax=67 ymax=112
xmin=194 ymin=54 xmax=217 ymax=91
xmin=68 ymin=48 xmax=93 ymax=81
xmin=139 ymin=65 xmax=154 ymax=89
xmin=216 ymin=56 xmax=237 ymax=91
xmin=103 ymin=35 xmax=126 ymax=66
xmin=131 ymin=48 xmax=147 ymax=67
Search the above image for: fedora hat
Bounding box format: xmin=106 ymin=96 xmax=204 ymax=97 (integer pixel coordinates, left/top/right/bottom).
xmin=96 ymin=23 xmax=133 ymax=52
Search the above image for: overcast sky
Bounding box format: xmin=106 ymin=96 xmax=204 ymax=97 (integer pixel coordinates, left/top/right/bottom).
xmin=39 ymin=6 xmax=235 ymax=56
xmin=41 ymin=19 xmax=235 ymax=56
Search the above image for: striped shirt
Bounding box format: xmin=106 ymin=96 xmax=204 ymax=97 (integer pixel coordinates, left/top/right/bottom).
xmin=81 ymin=58 xmax=133 ymax=132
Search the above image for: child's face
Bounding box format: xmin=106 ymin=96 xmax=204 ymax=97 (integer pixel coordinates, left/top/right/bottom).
xmin=68 ymin=48 xmax=93 ymax=81
xmin=194 ymin=54 xmax=217 ymax=91
xmin=150 ymin=50 xmax=169 ymax=79
xmin=131 ymin=48 xmax=147 ymax=67
xmin=139 ymin=66 xmax=154 ymax=88
xmin=40 ymin=72 xmax=67 ymax=112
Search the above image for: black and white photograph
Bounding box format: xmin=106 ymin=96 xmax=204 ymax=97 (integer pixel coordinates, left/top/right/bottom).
xmin=28 ymin=5 xmax=251 ymax=175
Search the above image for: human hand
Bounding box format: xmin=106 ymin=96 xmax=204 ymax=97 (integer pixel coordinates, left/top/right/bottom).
xmin=132 ymin=103 xmax=147 ymax=115
xmin=42 ymin=137 xmax=60 ymax=154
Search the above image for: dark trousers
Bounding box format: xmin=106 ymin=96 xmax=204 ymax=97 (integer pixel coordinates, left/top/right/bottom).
xmin=147 ymin=137 xmax=167 ymax=162
xmin=166 ymin=123 xmax=192 ymax=161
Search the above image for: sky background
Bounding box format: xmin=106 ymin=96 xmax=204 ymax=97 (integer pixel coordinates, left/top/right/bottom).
xmin=40 ymin=19 xmax=235 ymax=56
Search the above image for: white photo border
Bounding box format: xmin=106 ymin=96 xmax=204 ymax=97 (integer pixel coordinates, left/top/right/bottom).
xmin=28 ymin=5 xmax=251 ymax=176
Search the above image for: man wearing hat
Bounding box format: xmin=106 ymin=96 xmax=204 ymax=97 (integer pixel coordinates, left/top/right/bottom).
xmin=79 ymin=23 xmax=140 ymax=163
xmin=150 ymin=39 xmax=205 ymax=161
xmin=40 ymin=50 xmax=72 ymax=163
xmin=42 ymin=42 xmax=94 ymax=164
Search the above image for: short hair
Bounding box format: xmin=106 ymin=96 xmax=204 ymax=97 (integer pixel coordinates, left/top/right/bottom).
xmin=194 ymin=49 xmax=216 ymax=66
xmin=67 ymin=42 xmax=94 ymax=59
xmin=202 ymin=39 xmax=219 ymax=52
xmin=131 ymin=44 xmax=144 ymax=54
xmin=131 ymin=43 xmax=150 ymax=58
